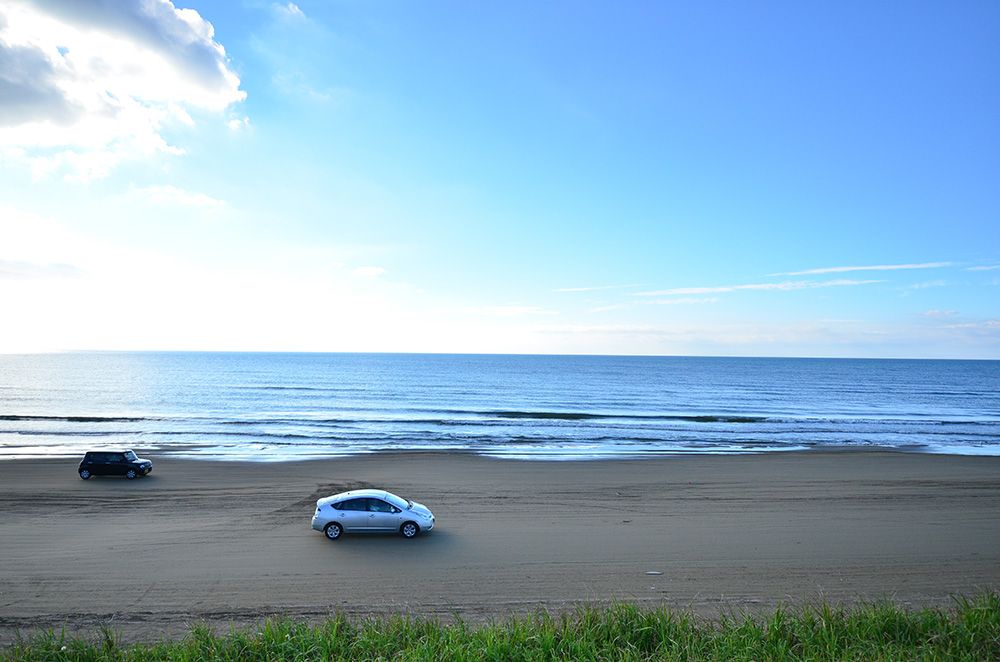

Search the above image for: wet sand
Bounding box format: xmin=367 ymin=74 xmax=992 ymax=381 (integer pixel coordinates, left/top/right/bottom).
xmin=1 ymin=451 xmax=998 ymax=643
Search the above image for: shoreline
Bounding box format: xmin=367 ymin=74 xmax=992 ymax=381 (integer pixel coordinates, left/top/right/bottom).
xmin=3 ymin=443 xmax=996 ymax=464
xmin=2 ymin=451 xmax=998 ymax=643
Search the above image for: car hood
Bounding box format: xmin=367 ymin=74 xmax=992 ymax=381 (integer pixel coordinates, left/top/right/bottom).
xmin=410 ymin=502 xmax=433 ymax=517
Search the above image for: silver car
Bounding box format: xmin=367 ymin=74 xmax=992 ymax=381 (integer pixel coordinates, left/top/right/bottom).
xmin=311 ymin=489 xmax=435 ymax=540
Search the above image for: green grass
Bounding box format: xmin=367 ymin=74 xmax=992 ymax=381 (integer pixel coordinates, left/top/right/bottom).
xmin=6 ymin=594 xmax=999 ymax=661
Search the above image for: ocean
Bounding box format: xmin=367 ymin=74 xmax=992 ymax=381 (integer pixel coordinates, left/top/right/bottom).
xmin=0 ymin=352 xmax=997 ymax=460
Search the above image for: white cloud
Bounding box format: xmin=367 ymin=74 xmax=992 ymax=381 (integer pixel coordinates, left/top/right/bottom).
xmin=775 ymin=262 xmax=951 ymax=276
xmin=0 ymin=259 xmax=82 ymax=279
xmin=352 ymin=266 xmax=386 ymax=278
xmin=462 ymin=305 xmax=554 ymax=317
xmin=270 ymin=70 xmax=348 ymax=104
xmin=921 ymin=310 xmax=956 ymax=319
xmin=642 ymin=297 xmax=719 ymax=306
xmin=904 ymin=280 xmax=946 ymax=291
xmin=227 ymin=116 xmax=251 ymax=131
xmin=0 ymin=204 xmax=99 ymax=266
xmin=130 ymin=185 xmax=226 ymax=209
xmin=967 ymin=265 xmax=1000 ymax=272
xmin=526 ymin=318 xmax=1000 ymax=358
xmin=554 ymin=284 xmax=641 ymax=293
xmin=586 ymin=296 xmax=725 ymax=314
xmin=635 ymin=279 xmax=880 ymax=297
xmin=0 ymin=0 xmax=245 ymax=180
xmin=275 ymin=2 xmax=305 ymax=18
xmin=945 ymin=319 xmax=1000 ymax=332
xmin=0 ymin=205 xmax=432 ymax=354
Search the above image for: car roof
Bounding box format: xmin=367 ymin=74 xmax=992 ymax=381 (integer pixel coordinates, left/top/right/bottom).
xmin=331 ymin=489 xmax=388 ymax=500
xmin=318 ymin=488 xmax=400 ymax=505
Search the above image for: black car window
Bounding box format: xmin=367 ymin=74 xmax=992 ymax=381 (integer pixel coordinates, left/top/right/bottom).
xmin=337 ymin=498 xmax=366 ymax=511
xmin=369 ymin=499 xmax=394 ymax=513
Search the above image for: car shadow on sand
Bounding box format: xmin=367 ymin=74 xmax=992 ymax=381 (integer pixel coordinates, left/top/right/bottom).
xmin=315 ymin=529 xmax=459 ymax=558
xmin=75 ymin=474 xmax=161 ymax=487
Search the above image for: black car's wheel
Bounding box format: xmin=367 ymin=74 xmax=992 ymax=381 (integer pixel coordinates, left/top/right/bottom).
xmin=79 ymin=469 xmax=91 ymax=480
xmin=400 ymin=521 xmax=420 ymax=539
xmin=125 ymin=469 xmax=137 ymax=480
xmin=324 ymin=522 xmax=343 ymax=541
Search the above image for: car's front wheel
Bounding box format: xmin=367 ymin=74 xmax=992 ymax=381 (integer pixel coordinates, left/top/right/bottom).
xmin=125 ymin=469 xmax=137 ymax=479
xmin=324 ymin=522 xmax=343 ymax=541
xmin=400 ymin=521 xmax=420 ymax=539
xmin=79 ymin=469 xmax=91 ymax=480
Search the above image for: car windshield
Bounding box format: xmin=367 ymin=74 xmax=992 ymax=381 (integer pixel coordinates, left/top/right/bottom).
xmin=383 ymin=493 xmax=409 ymax=510
xmin=124 ymin=451 xmax=137 ymax=461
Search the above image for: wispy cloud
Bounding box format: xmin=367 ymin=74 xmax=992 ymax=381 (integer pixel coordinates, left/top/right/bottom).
xmin=554 ymin=284 xmax=640 ymax=293
xmin=275 ymin=2 xmax=305 ymax=18
xmin=227 ymin=117 xmax=251 ymax=131
xmin=774 ymin=262 xmax=951 ymax=276
xmin=642 ymin=297 xmax=719 ymax=306
xmin=945 ymin=319 xmax=1000 ymax=332
xmin=904 ymin=280 xmax=946 ymax=291
xmin=921 ymin=309 xmax=956 ymax=319
xmin=635 ymin=279 xmax=880 ymax=297
xmin=587 ymin=297 xmax=716 ymax=312
xmin=462 ymin=305 xmax=554 ymax=317
xmin=352 ymin=266 xmax=385 ymax=278
xmin=0 ymin=259 xmax=83 ymax=279
xmin=967 ymin=265 xmax=1000 ymax=272
xmin=131 ymin=185 xmax=226 ymax=209
xmin=529 ymin=317 xmax=1000 ymax=358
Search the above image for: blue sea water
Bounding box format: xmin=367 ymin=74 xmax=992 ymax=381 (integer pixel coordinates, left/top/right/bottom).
xmin=0 ymin=352 xmax=998 ymax=460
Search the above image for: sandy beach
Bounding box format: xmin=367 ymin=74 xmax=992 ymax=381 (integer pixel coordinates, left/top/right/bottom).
xmin=1 ymin=451 xmax=998 ymax=643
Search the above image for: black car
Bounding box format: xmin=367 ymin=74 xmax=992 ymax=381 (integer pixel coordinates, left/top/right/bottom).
xmin=78 ymin=450 xmax=153 ymax=480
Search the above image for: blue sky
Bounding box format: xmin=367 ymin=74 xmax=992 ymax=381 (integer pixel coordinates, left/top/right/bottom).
xmin=0 ymin=0 xmax=998 ymax=357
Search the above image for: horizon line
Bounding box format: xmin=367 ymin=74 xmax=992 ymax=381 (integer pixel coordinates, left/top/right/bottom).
xmin=1 ymin=349 xmax=996 ymax=362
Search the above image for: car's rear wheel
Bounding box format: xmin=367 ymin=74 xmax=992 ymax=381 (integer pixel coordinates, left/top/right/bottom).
xmin=79 ymin=469 xmax=91 ymax=480
xmin=125 ymin=469 xmax=137 ymax=479
xmin=400 ymin=521 xmax=419 ymax=539
xmin=324 ymin=522 xmax=343 ymax=541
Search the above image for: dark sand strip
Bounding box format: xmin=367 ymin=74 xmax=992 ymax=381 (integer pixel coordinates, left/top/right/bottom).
xmin=1 ymin=451 xmax=998 ymax=643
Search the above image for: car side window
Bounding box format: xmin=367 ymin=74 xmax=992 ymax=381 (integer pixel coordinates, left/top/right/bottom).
xmin=369 ymin=499 xmax=395 ymax=513
xmin=337 ymin=498 xmax=365 ymax=511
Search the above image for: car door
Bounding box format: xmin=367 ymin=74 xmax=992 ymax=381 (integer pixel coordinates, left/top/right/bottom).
xmin=334 ymin=498 xmax=369 ymax=532
xmin=109 ymin=453 xmax=128 ymax=476
xmin=368 ymin=498 xmax=403 ymax=532
xmin=94 ymin=452 xmax=113 ymax=476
